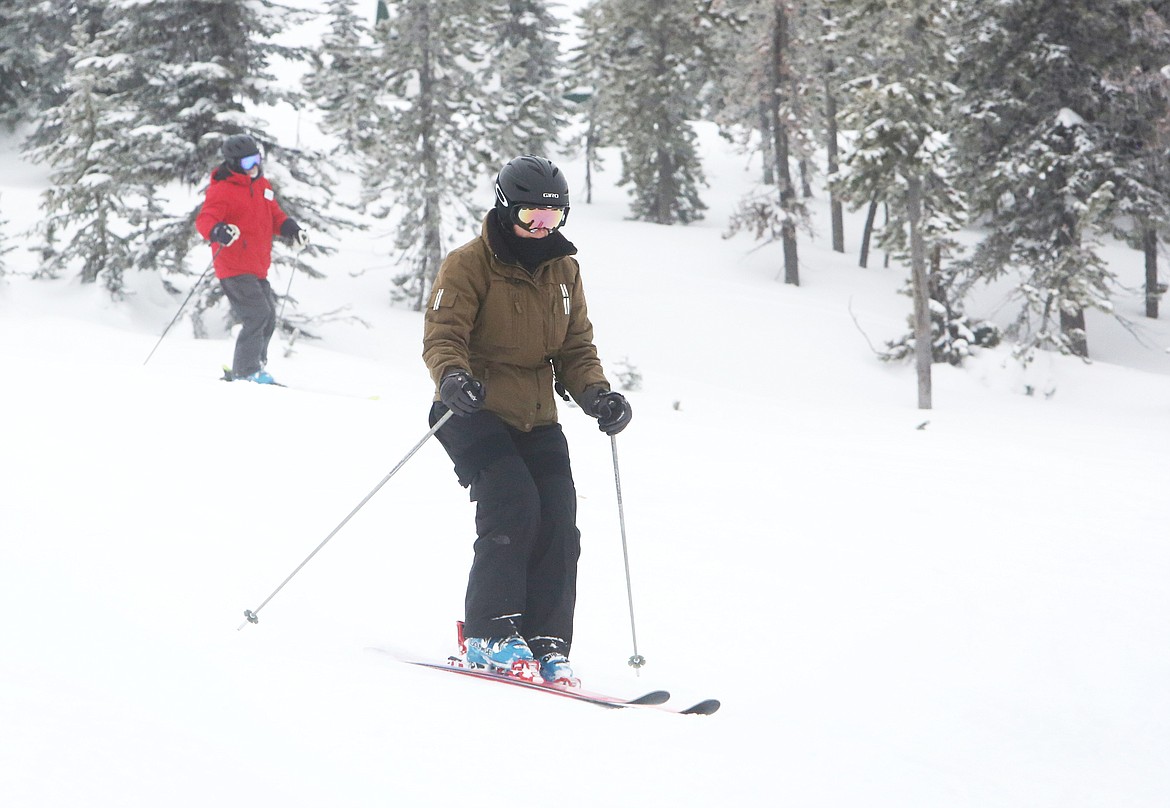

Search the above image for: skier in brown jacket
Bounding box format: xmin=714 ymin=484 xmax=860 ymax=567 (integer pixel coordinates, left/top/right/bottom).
xmin=422 ymin=155 xmax=631 ymax=686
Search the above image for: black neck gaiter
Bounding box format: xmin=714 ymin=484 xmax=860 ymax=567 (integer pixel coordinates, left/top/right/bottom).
xmin=491 ymin=208 xmax=574 ymax=274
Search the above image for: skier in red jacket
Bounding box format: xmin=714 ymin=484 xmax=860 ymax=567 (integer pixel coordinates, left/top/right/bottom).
xmin=195 ymin=134 xmax=310 ymax=384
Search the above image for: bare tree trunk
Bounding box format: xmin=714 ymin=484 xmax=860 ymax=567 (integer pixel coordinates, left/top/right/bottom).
xmin=655 ymin=128 xmax=675 ymax=224
xmin=883 ymin=202 xmax=891 ymax=268
xmin=825 ymin=70 xmax=844 ymax=253
xmin=758 ymin=101 xmax=775 ymax=185
xmin=799 ymin=158 xmax=812 ymax=198
xmin=1055 ymin=208 xmax=1089 ymax=357
xmin=908 ymin=176 xmax=932 ymax=409
xmin=647 ymin=25 xmax=677 ymax=225
xmin=585 ymin=142 xmax=593 ymax=204
xmin=859 ymin=194 xmax=878 ymax=268
xmin=584 ymin=110 xmax=597 ymax=204
xmin=416 ymin=16 xmax=441 ymax=312
xmin=1144 ymin=225 xmax=1160 ymax=319
xmin=420 ymin=193 xmax=442 ymax=311
xmin=770 ymin=1 xmax=799 ymax=285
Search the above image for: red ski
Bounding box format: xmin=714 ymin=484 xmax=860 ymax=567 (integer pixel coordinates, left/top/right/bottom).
xmin=392 ymin=654 xmax=720 ymax=715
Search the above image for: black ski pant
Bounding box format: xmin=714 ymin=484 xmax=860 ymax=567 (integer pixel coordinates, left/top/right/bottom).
xmin=219 ymin=274 xmax=277 ymax=377
xmin=430 ymin=403 xmax=581 ymax=660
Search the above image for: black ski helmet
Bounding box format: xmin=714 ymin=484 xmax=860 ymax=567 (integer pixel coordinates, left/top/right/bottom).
xmin=494 ymin=155 xmax=570 ymax=229
xmin=221 ymin=134 xmax=261 ymax=173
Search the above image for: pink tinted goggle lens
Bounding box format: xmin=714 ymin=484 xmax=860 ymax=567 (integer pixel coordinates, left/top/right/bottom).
xmin=516 ymin=206 xmax=565 ymax=230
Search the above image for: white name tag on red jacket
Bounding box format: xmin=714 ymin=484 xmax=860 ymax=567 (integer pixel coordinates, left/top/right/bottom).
xmin=264 ymin=188 xmax=274 ymax=200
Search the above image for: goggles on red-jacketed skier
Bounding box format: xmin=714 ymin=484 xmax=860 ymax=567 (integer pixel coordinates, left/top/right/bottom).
xmin=515 ymin=206 xmax=566 ymax=231
xmin=239 ymin=153 xmax=262 ymax=170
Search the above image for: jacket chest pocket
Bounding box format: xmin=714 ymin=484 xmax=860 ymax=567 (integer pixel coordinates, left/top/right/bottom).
xmin=477 ymin=282 xmax=522 ymax=349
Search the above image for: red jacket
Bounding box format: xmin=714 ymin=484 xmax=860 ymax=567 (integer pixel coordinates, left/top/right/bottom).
xmin=195 ymin=168 xmax=289 ymax=280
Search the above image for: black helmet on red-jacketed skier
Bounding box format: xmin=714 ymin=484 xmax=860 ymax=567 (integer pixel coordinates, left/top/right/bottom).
xmin=494 ymin=155 xmax=570 ymax=230
xmin=221 ymin=134 xmax=263 ymax=174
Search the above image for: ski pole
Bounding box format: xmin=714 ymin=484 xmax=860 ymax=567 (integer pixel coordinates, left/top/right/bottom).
xmin=276 ymin=240 xmax=308 ymax=328
xmin=610 ymin=435 xmax=646 ymax=673
xmin=276 ymin=264 xmax=295 ymax=328
xmin=238 ymin=409 xmax=454 ymax=630
xmin=143 ymin=246 xmax=219 ymax=366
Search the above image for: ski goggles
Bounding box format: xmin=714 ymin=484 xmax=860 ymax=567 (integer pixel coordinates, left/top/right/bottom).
xmin=515 ymin=206 xmax=566 ymax=231
xmin=239 ymin=153 xmax=262 ymax=170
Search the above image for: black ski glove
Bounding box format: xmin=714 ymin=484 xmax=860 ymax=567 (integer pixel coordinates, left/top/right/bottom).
xmin=280 ymin=218 xmax=310 ymax=248
xmin=209 ymin=222 xmax=240 ymax=246
xmin=440 ymin=370 xmax=485 ymax=416
xmin=584 ymin=387 xmax=632 ymax=436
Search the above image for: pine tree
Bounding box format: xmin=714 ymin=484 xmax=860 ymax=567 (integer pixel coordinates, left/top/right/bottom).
xmin=834 ymin=0 xmax=966 ymax=260
xmin=833 ymin=0 xmax=967 ymax=407
xmin=322 ymin=0 xmax=494 ymax=310
xmin=481 ymin=0 xmax=571 ymax=161
xmin=584 ymin=0 xmax=710 ymax=225
xmin=304 ymin=0 xmax=378 ymax=157
xmin=953 ymin=0 xmax=1152 ymax=359
xmin=819 ymin=1 xmax=846 ymax=253
xmin=1101 ymin=5 xmax=1170 ymax=320
xmin=714 ymin=1 xmax=812 ymax=284
xmin=567 ymin=1 xmax=615 ymax=205
xmin=0 ymin=1 xmax=104 ymax=130
xmin=27 ymin=1 xmax=344 ymax=305
xmin=0 ymin=2 xmax=36 ymax=125
xmin=25 ymin=20 xmax=136 ymax=293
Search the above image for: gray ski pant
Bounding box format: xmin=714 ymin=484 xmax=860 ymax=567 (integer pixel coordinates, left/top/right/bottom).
xmin=219 ymin=274 xmax=277 ymax=378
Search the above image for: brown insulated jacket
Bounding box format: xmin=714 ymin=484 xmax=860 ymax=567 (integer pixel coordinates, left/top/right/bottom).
xmin=423 ymin=214 xmax=610 ymax=432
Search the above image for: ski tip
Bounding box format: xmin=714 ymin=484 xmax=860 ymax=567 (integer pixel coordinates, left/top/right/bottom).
xmin=681 ymin=698 xmax=721 ymax=716
xmin=626 ymin=690 xmax=671 ymax=706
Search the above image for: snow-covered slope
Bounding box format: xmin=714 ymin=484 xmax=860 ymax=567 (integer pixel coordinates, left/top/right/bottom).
xmin=1 ymin=118 xmax=1169 ymax=807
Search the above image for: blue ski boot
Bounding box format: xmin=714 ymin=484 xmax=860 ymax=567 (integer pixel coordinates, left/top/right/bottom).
xmin=238 ymin=369 xmax=278 ymax=385
xmin=538 ymin=653 xmax=580 ymax=688
xmin=464 ymin=634 xmax=541 ymax=682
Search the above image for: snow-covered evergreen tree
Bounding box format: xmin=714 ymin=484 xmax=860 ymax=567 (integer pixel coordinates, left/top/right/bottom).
xmin=583 ymin=0 xmax=711 ymax=224
xmin=26 ymin=20 xmax=136 ymax=293
xmin=953 ymin=0 xmax=1152 ymax=359
xmin=0 ymin=1 xmax=105 ymax=130
xmin=320 ymin=0 xmax=494 ymax=310
xmin=818 ymin=1 xmax=847 ymax=253
xmin=1100 ymin=5 xmax=1170 ymax=320
xmin=834 ymin=0 xmax=965 ymax=262
xmin=713 ymin=1 xmax=813 ymax=284
xmin=303 ymin=0 xmax=378 ymax=158
xmin=0 ymin=2 xmax=37 ymax=125
xmin=566 ymin=1 xmax=614 ymax=204
xmin=833 ymin=0 xmax=966 ymax=405
xmin=481 ymin=0 xmax=571 ymax=161
xmin=28 ymin=0 xmax=345 ymax=303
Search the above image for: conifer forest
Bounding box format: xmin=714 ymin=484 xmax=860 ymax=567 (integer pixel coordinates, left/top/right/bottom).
xmin=2 ymin=0 xmax=1170 ymax=365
